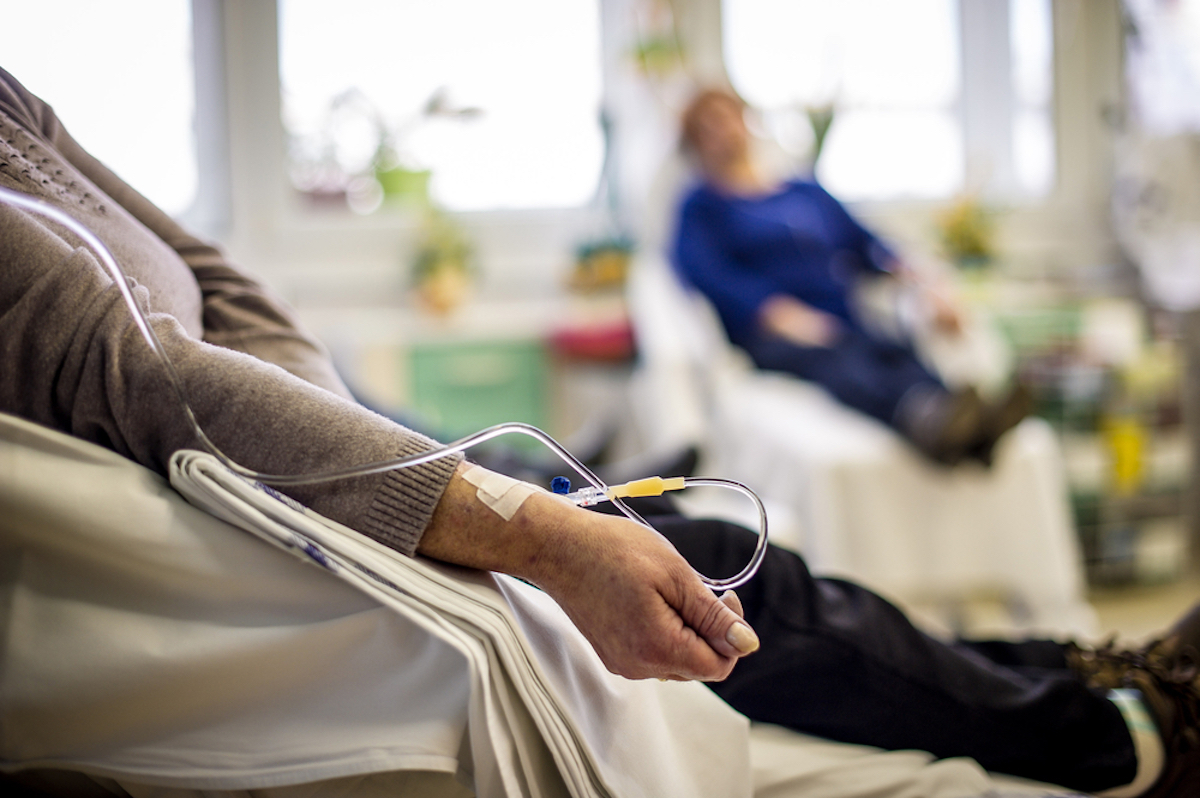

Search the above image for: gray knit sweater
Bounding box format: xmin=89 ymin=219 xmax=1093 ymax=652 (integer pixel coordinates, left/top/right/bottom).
xmin=0 ymin=67 xmax=459 ymax=556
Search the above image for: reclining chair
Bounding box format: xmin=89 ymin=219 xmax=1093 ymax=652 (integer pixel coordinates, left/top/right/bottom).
xmin=627 ymin=251 xmax=1097 ymax=638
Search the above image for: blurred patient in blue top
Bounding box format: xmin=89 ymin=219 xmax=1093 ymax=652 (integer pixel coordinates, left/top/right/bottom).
xmin=670 ymin=88 xmax=1029 ymax=466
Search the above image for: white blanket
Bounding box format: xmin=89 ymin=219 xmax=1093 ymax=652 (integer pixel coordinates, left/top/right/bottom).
xmin=0 ymin=413 xmax=749 ymax=796
xmin=168 ymin=449 xmax=752 ymax=798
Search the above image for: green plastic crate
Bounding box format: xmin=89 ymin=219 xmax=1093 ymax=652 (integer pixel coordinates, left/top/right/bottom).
xmin=409 ymin=339 xmax=549 ymax=450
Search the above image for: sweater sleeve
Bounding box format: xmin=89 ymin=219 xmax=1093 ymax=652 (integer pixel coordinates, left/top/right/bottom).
xmin=672 ymin=191 xmax=779 ymax=345
xmin=812 ymin=182 xmax=897 ymax=275
xmin=0 ymin=67 xmax=458 ymax=555
xmin=14 ymin=75 xmax=355 ymax=400
xmin=0 ymin=205 xmax=458 ymax=555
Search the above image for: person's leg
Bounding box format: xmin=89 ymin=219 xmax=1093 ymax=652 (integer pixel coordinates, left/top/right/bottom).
xmin=743 ymin=331 xmax=983 ymax=464
xmin=744 ymin=330 xmax=923 ymax=426
xmin=954 ymin=637 xmax=1075 ymax=670
xmin=617 ymin=502 xmax=1137 ymax=793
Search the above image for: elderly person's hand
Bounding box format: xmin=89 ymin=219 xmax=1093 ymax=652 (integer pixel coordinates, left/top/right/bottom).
xmin=888 ymin=260 xmax=965 ymax=337
xmin=526 ymin=505 xmax=756 ymax=681
xmin=759 ymin=294 xmax=843 ymax=348
xmin=926 ymin=287 xmax=965 ymax=336
xmin=419 ymin=463 xmax=758 ymax=681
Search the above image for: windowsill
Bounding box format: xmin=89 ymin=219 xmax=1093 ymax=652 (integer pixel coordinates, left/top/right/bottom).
xmin=294 ymin=293 xmax=567 ymax=347
xmin=223 ymin=195 xmax=609 ymax=308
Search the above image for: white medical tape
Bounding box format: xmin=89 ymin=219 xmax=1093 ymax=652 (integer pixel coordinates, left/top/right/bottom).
xmin=461 ymin=464 xmax=542 ymax=521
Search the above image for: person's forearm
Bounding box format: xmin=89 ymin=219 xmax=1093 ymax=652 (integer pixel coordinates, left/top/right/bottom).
xmin=759 ymin=294 xmax=840 ymax=347
xmin=417 ymin=461 xmax=562 ymax=579
xmin=885 ymin=262 xmax=965 ymax=335
xmin=419 ymin=462 xmax=642 ymax=599
xmin=418 ymin=462 xmax=760 ymax=681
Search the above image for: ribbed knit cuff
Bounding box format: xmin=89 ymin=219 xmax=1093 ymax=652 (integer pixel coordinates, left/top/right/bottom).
xmin=361 ymin=450 xmax=462 ymax=557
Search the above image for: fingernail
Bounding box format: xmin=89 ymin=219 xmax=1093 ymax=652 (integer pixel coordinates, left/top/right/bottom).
xmin=726 ymin=622 xmax=759 ymax=654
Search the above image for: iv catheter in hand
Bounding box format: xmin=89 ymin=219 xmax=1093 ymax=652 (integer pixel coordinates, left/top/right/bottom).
xmin=0 ymin=184 xmax=769 ymax=591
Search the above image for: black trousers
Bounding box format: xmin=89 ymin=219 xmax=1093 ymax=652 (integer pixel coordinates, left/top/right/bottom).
xmin=743 ymin=328 xmax=944 ymax=429
xmin=599 ymin=497 xmax=1137 ymax=793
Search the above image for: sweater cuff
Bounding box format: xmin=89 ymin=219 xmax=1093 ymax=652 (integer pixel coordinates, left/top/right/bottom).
xmin=360 ymin=449 xmax=462 ymax=557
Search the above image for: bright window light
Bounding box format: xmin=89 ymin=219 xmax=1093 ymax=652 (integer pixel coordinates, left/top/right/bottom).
xmin=1011 ymin=0 xmax=1056 ymax=195
xmin=724 ymin=0 xmax=1055 ymax=201
xmin=1 ymin=0 xmax=196 ymax=216
xmin=724 ymin=0 xmax=962 ymax=201
xmin=279 ymin=0 xmax=605 ymax=212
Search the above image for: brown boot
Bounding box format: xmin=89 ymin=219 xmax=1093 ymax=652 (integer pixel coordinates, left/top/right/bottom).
xmin=1067 ymin=603 xmax=1200 ymax=797
xmin=968 ymin=382 xmax=1034 ymax=467
xmin=897 ymin=386 xmax=985 ymax=466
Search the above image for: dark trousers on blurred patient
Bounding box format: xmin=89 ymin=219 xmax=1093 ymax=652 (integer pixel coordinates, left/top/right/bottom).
xmin=742 ymin=328 xmax=944 ymax=429
xmin=595 ymin=497 xmax=1137 ymax=793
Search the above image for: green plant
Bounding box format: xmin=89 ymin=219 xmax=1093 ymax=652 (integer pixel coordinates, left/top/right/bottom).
xmin=936 ymin=194 xmax=997 ymax=268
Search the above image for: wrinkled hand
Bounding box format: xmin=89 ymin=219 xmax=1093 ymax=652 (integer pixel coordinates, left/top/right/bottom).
xmin=419 ymin=464 xmax=759 ymax=682
xmin=927 ymin=289 xmax=964 ymax=336
xmin=760 ymin=294 xmax=841 ymax=347
xmin=530 ymin=507 xmax=758 ymax=681
xmin=891 ymin=261 xmax=965 ymax=337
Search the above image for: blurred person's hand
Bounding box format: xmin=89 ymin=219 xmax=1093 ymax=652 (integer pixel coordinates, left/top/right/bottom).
xmin=760 ymin=294 xmax=842 ymax=347
xmin=419 ymin=463 xmax=758 ymax=681
xmin=889 ymin=260 xmax=965 ymax=338
xmin=927 ymin=288 xmax=965 ymax=336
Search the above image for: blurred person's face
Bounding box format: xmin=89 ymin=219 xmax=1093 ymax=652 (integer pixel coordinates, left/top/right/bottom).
xmin=690 ymin=96 xmax=749 ymax=175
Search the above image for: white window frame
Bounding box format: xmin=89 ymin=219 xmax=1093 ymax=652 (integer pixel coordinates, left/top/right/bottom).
xmin=195 ymin=0 xmax=1125 ymax=296
xmin=858 ymin=0 xmax=1123 ymax=278
xmin=709 ymin=0 xmax=1121 ymax=277
xmin=200 ymin=0 xmax=609 ymax=304
xmin=961 ymin=0 xmax=1021 ymax=196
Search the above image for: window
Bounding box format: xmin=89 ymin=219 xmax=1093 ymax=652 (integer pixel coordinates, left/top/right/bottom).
xmin=725 ymin=0 xmax=961 ymax=201
xmin=1011 ymin=0 xmax=1056 ymax=195
xmin=278 ymin=0 xmax=605 ymax=213
xmin=723 ymin=0 xmax=1055 ymax=202
xmin=1 ymin=0 xmax=197 ymax=216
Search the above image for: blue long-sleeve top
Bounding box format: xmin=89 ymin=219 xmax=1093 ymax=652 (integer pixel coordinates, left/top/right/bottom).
xmin=671 ymin=178 xmax=896 ymax=348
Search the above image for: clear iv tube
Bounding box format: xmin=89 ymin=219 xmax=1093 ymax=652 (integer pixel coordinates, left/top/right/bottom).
xmin=0 ymin=185 xmax=768 ymax=590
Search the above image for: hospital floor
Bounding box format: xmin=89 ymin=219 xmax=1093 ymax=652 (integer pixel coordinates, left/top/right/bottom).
xmin=902 ymin=565 xmax=1200 ymax=643
xmin=1088 ymin=566 xmax=1200 ymax=642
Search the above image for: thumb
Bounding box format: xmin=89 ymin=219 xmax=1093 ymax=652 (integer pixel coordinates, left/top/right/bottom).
xmin=720 ymin=590 xmax=759 ymax=654
xmin=692 ymin=589 xmax=759 ymax=659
